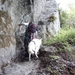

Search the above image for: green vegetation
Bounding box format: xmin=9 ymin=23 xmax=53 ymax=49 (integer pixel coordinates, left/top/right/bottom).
xmin=45 ymin=3 xmax=75 ymax=48
xmin=45 ymin=27 xmax=75 ymax=46
xmin=43 ymin=4 xmax=75 ymax=75
xmin=45 ymin=65 xmax=61 ymax=75
xmin=59 ymin=3 xmax=75 ymax=28
xmin=49 ymin=55 xmax=60 ymax=60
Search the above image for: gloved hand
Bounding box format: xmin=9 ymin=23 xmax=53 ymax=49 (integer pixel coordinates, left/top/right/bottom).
xmin=18 ymin=24 xmax=22 ymax=26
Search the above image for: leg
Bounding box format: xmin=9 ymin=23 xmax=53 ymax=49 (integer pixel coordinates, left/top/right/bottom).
xmin=25 ymin=45 xmax=29 ymax=57
xmin=35 ymin=51 xmax=38 ymax=58
xmin=24 ymin=39 xmax=29 ymax=57
xmin=29 ymin=53 xmax=31 ymax=61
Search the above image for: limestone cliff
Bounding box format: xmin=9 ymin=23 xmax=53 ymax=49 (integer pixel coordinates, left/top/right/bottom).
xmin=0 ymin=0 xmax=60 ymax=73
xmin=34 ymin=0 xmax=60 ymax=41
xmin=0 ymin=0 xmax=16 ymax=71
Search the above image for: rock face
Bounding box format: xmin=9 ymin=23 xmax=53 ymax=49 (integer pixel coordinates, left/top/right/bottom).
xmin=14 ymin=0 xmax=60 ymax=41
xmin=34 ymin=0 xmax=60 ymax=41
xmin=0 ymin=0 xmax=60 ymax=74
xmin=0 ymin=0 xmax=16 ymax=73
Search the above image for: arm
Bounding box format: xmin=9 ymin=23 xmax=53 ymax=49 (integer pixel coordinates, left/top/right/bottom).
xmin=18 ymin=22 xmax=29 ymax=32
xmin=31 ymin=31 xmax=38 ymax=40
xmin=18 ymin=22 xmax=29 ymax=27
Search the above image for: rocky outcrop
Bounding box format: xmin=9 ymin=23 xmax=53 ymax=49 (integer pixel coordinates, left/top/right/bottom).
xmin=34 ymin=0 xmax=60 ymax=41
xmin=0 ymin=0 xmax=60 ymax=74
xmin=12 ymin=0 xmax=59 ymax=42
xmin=0 ymin=0 xmax=16 ymax=74
xmin=33 ymin=0 xmax=46 ymax=22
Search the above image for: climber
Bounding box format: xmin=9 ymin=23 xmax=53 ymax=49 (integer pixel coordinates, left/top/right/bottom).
xmin=18 ymin=22 xmax=38 ymax=56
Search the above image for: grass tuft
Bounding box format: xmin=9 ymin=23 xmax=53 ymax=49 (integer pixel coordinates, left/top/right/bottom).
xmin=44 ymin=27 xmax=75 ymax=46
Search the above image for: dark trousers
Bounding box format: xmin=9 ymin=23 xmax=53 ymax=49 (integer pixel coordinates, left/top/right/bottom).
xmin=24 ymin=38 xmax=31 ymax=57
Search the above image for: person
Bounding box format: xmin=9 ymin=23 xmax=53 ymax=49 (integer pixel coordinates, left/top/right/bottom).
xmin=18 ymin=22 xmax=38 ymax=56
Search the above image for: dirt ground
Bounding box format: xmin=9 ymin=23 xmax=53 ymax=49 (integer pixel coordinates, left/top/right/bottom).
xmin=1 ymin=44 xmax=75 ymax=75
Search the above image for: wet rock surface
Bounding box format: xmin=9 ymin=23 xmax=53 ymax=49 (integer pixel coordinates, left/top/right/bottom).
xmin=3 ymin=60 xmax=40 ymax=75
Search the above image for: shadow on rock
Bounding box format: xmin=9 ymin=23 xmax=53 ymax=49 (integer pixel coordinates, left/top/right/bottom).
xmin=14 ymin=48 xmax=29 ymax=62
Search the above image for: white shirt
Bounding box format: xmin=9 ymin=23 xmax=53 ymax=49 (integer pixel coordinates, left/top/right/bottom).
xmin=21 ymin=22 xmax=29 ymax=26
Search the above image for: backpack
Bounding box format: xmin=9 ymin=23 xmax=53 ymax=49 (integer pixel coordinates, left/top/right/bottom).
xmin=27 ymin=22 xmax=38 ymax=33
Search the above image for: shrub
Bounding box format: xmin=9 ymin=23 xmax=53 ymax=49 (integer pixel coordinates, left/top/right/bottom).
xmin=44 ymin=27 xmax=75 ymax=46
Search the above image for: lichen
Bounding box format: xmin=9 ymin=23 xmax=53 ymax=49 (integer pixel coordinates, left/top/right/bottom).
xmin=0 ymin=35 xmax=5 ymax=48
xmin=47 ymin=14 xmax=56 ymax=22
xmin=1 ymin=0 xmax=6 ymax=4
xmin=0 ymin=10 xmax=15 ymax=48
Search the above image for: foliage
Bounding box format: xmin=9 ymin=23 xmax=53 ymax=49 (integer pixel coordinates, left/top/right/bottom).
xmin=59 ymin=3 xmax=75 ymax=28
xmin=59 ymin=9 xmax=68 ymax=28
xmin=44 ymin=3 xmax=75 ymax=52
xmin=44 ymin=27 xmax=75 ymax=46
xmin=49 ymin=55 xmax=60 ymax=60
